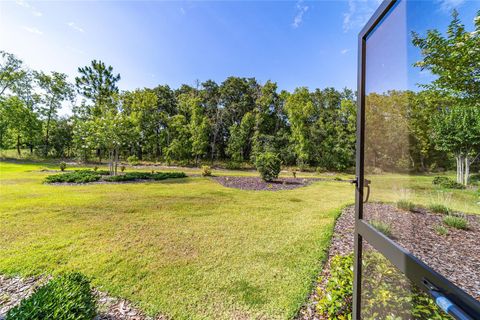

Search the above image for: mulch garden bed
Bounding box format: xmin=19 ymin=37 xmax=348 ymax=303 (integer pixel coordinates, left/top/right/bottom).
xmin=212 ymin=176 xmax=324 ymax=191
xmin=0 ymin=275 xmax=168 ymax=320
xmin=297 ymin=203 xmax=480 ymax=320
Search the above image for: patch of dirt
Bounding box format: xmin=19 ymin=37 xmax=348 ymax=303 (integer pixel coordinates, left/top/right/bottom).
xmin=0 ymin=276 xmax=168 ymax=320
xmin=212 ymin=176 xmax=324 ymax=191
xmin=297 ymin=204 xmax=480 ymax=320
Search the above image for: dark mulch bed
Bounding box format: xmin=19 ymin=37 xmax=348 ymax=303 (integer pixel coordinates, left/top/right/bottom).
xmin=212 ymin=176 xmax=324 ymax=191
xmin=297 ymin=203 xmax=480 ymax=320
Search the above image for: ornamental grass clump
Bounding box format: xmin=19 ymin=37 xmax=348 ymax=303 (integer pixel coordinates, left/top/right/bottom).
xmin=369 ymin=220 xmax=393 ymax=237
xmin=396 ymin=199 xmax=415 ymax=211
xmin=6 ymin=272 xmax=96 ymax=320
xmin=201 ymin=165 xmax=212 ymax=177
xmin=428 ymin=203 xmax=450 ymax=215
xmin=443 ymin=215 xmax=468 ymax=230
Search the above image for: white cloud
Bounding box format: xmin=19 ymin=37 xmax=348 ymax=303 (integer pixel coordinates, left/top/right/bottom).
xmin=15 ymin=0 xmax=42 ymax=17
xmin=292 ymin=0 xmax=309 ymax=29
xmin=343 ymin=0 xmax=382 ymax=32
xmin=22 ymin=26 xmax=43 ymax=35
xmin=340 ymin=49 xmax=350 ymax=54
xmin=67 ymin=22 xmax=85 ymax=33
xmin=437 ymin=0 xmax=465 ymax=12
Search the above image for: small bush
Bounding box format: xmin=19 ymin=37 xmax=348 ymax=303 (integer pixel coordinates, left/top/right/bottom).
xmin=6 ymin=272 xmax=96 ymax=320
xmin=255 ymin=152 xmax=281 ymax=182
xmin=316 ymin=254 xmax=353 ymax=319
xmin=428 ymin=203 xmax=450 ymax=215
xmin=201 ymin=165 xmax=212 ymax=177
xmin=226 ymin=162 xmax=241 ymax=170
xmin=103 ymin=171 xmax=187 ymax=182
xmin=292 ymin=170 xmax=297 ymax=178
xmin=127 ymin=155 xmax=139 ymax=166
xmin=434 ymin=225 xmax=448 ymax=236
xmin=45 ymin=171 xmax=101 ymax=184
xmin=120 ymin=165 xmax=126 ymax=172
xmin=59 ymin=161 xmax=67 ymax=171
xmin=469 ymin=173 xmax=480 ymax=185
xmin=432 ymin=176 xmax=465 ymax=189
xmin=334 ymin=176 xmax=342 ymax=181
xmin=443 ymin=215 xmax=468 ymax=230
xmin=369 ymin=220 xmax=393 ymax=237
xmin=396 ymin=199 xmax=415 ymax=211
xmin=93 ymin=166 xmax=98 ymax=171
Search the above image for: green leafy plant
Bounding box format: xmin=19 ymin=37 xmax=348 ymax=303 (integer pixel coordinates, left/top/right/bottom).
xmin=292 ymin=170 xmax=297 ymax=178
xmin=93 ymin=166 xmax=98 ymax=171
xmin=443 ymin=215 xmax=468 ymax=230
xmin=127 ymin=155 xmax=139 ymax=166
xmin=428 ymin=203 xmax=450 ymax=215
xmin=226 ymin=162 xmax=241 ymax=170
xmin=255 ymin=152 xmax=281 ymax=182
xmin=316 ymin=253 xmax=450 ymax=320
xmin=396 ymin=200 xmax=415 ymax=211
xmin=434 ymin=225 xmax=448 ymax=236
xmin=369 ymin=220 xmax=393 ymax=237
xmin=432 ymin=176 xmax=465 ymax=189
xmin=6 ymin=272 xmax=96 ymax=320
xmin=59 ymin=161 xmax=66 ymax=171
xmin=201 ymin=165 xmax=212 ymax=177
xmin=316 ymin=254 xmax=354 ymax=319
xmin=120 ymin=165 xmax=126 ymax=172
xmin=44 ymin=171 xmax=101 ymax=184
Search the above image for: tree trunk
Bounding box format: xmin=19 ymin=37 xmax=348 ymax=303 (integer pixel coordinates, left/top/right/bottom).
xmin=16 ymin=135 xmax=21 ymax=156
xmin=464 ymin=156 xmax=470 ymax=185
xmin=44 ymin=111 xmax=52 ymax=157
xmin=114 ymin=148 xmax=119 ymax=176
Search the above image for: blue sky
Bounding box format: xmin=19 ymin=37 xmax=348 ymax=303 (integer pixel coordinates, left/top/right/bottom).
xmin=0 ymin=0 xmax=478 ymax=104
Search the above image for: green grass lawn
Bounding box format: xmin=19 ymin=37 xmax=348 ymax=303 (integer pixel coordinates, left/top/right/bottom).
xmin=0 ymin=161 xmax=354 ymax=319
xmin=1 ymin=160 xmax=478 ymax=320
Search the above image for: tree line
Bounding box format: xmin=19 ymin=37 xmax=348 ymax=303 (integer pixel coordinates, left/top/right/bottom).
xmin=0 ymin=53 xmax=357 ymax=172
xmin=0 ymin=10 xmax=478 ymax=182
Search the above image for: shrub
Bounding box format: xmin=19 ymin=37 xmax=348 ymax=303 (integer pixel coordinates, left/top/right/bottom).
xmin=443 ymin=215 xmax=468 ymax=230
xmin=432 ymin=176 xmax=465 ymax=189
xmin=255 ymin=152 xmax=281 ymax=182
xmin=396 ymin=200 xmax=415 ymax=211
xmin=292 ymin=170 xmax=297 ymax=178
xmin=469 ymin=173 xmax=480 ymax=185
xmin=201 ymin=165 xmax=212 ymax=177
xmin=104 ymin=171 xmax=186 ymax=182
xmin=93 ymin=166 xmax=98 ymax=171
xmin=226 ymin=162 xmax=241 ymax=170
xmin=369 ymin=220 xmax=393 ymax=237
xmin=428 ymin=203 xmax=450 ymax=215
xmin=6 ymin=272 xmax=96 ymax=320
xmin=59 ymin=161 xmax=67 ymax=171
xmin=44 ymin=171 xmax=101 ymax=184
xmin=120 ymin=165 xmax=126 ymax=172
xmin=434 ymin=225 xmax=448 ymax=236
xmin=127 ymin=155 xmax=139 ymax=166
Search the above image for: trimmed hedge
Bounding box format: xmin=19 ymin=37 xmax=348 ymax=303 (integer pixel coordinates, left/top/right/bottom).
xmin=6 ymin=273 xmax=96 ymax=320
xmin=44 ymin=171 xmax=101 ymax=184
xmin=103 ymin=171 xmax=187 ymax=182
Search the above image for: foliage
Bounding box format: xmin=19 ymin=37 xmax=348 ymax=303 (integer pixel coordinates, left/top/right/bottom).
xmin=316 ymin=254 xmax=354 ymax=319
xmin=428 ymin=203 xmax=450 ymax=215
xmin=103 ymin=171 xmax=186 ymax=182
xmin=317 ymin=253 xmax=450 ymax=320
xmin=120 ymin=165 xmax=126 ymax=172
xmin=127 ymin=155 xmax=139 ymax=166
xmin=255 ymin=152 xmax=281 ymax=182
xmin=396 ymin=200 xmax=415 ymax=211
xmin=5 ymin=272 xmax=96 ymax=320
xmin=434 ymin=225 xmax=448 ymax=236
xmin=59 ymin=161 xmax=66 ymax=171
xmin=432 ymin=176 xmax=465 ymax=189
xmin=201 ymin=165 xmax=212 ymax=177
xmin=44 ymin=171 xmax=101 ymax=184
xmin=443 ymin=215 xmax=468 ymax=230
xmin=369 ymin=220 xmax=393 ymax=237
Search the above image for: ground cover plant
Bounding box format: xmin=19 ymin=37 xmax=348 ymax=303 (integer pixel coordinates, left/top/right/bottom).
xmin=44 ymin=170 xmax=101 ymax=184
xmin=6 ymin=272 xmax=96 ymax=320
xmin=443 ymin=215 xmax=468 ymax=230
